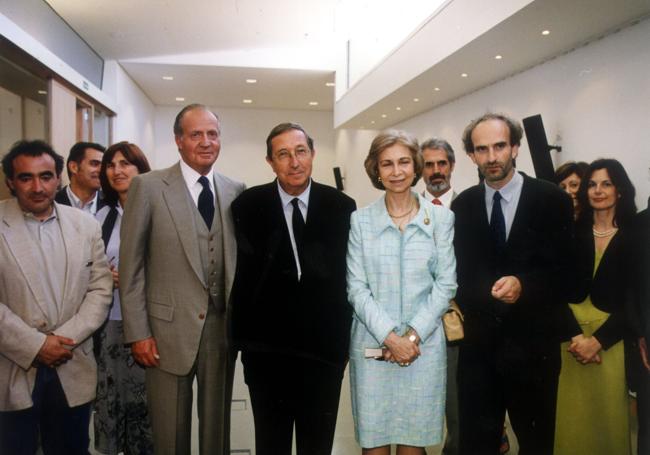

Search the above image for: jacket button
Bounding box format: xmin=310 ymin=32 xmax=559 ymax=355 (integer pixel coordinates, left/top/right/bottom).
xmin=199 ymin=313 xmax=205 ymax=320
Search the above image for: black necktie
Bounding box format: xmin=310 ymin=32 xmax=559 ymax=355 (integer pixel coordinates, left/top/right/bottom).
xmin=197 ymin=176 xmax=214 ymax=229
xmin=490 ymin=191 xmax=506 ymax=249
xmin=291 ymin=198 xmax=305 ymax=264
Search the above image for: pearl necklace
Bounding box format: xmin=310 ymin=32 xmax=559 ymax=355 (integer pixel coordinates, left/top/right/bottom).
xmin=592 ymin=227 xmax=618 ymax=238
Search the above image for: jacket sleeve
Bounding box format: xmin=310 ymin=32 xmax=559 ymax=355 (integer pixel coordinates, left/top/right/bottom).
xmin=408 ymin=207 xmax=457 ymax=341
xmin=118 ymin=175 xmax=153 ymax=343
xmin=346 ymin=211 xmax=398 ymax=345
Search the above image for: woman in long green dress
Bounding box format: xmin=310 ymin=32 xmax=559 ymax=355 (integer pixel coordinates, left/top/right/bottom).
xmin=555 ymin=159 xmax=637 ymax=455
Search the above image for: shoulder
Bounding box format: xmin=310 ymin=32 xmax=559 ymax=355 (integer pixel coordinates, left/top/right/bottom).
xmin=54 ymin=186 xmax=69 ymax=204
xmin=214 ymin=171 xmax=245 ymax=192
xmin=452 ymin=184 xmax=482 ymax=210
xmin=311 ymin=181 xmax=356 ymax=211
xmin=522 ymin=174 xmax=565 ymax=199
xmin=232 ymin=182 xmax=276 ymax=210
xmin=56 ymin=203 xmax=100 ymax=232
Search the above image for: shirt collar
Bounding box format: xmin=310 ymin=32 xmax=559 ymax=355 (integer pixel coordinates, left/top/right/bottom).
xmin=277 ymin=179 xmax=312 ymax=209
xmin=23 ymin=209 xmax=57 ymax=224
xmin=66 ymin=185 xmax=98 ymax=210
xmin=424 ymin=186 xmax=454 ymax=207
xmin=484 ymin=171 xmax=523 ymax=203
xmin=179 ymin=159 xmax=215 ymax=189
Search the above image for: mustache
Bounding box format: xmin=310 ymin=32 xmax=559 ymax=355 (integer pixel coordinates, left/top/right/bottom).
xmin=429 ymin=173 xmax=445 ymax=180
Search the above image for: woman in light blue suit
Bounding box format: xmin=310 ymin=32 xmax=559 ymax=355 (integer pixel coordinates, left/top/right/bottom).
xmin=347 ymin=130 xmax=457 ymax=455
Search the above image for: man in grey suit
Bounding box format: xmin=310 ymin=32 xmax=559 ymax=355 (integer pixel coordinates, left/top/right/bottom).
xmin=120 ymin=104 xmax=245 ymax=454
xmin=420 ymin=137 xmax=460 ymax=455
xmin=0 ymin=140 xmax=113 ymax=454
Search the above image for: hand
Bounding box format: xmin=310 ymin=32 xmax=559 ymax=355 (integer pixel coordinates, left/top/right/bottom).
xmin=639 ymin=337 xmax=650 ymax=373
xmin=131 ymin=337 xmax=160 ymax=367
xmin=37 ymin=334 xmax=75 ymax=368
xmin=110 ymin=265 xmax=119 ymax=289
xmin=568 ymin=334 xmax=602 ymax=364
xmin=491 ymin=276 xmax=522 ymax=304
xmin=383 ymin=332 xmax=420 ymax=365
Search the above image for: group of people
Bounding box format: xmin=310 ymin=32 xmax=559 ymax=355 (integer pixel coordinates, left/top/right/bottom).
xmin=0 ymin=104 xmax=648 ymax=455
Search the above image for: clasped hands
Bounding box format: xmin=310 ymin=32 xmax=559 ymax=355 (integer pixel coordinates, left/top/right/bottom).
xmin=37 ymin=334 xmax=75 ymax=368
xmin=383 ymin=329 xmax=421 ymax=367
xmin=568 ymin=334 xmax=602 ymax=364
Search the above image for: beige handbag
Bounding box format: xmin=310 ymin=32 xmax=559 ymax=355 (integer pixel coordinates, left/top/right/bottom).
xmin=443 ymin=300 xmax=464 ymax=342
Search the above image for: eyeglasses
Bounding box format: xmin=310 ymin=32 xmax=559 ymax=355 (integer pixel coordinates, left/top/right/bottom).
xmin=273 ymin=148 xmax=311 ymax=163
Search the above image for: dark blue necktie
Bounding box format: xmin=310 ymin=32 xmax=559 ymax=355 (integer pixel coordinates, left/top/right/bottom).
xmin=490 ymin=191 xmax=506 ymax=249
xmin=291 ymin=198 xmax=305 ymax=265
xmin=197 ymin=176 xmax=214 ymax=229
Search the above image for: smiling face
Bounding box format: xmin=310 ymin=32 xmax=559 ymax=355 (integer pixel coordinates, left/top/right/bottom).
xmin=70 ymin=148 xmax=103 ymax=192
xmin=266 ymin=128 xmax=314 ymax=196
xmin=469 ymin=119 xmax=518 ymax=189
xmin=174 ymin=108 xmax=221 ymax=175
xmin=587 ymin=168 xmax=619 ymax=212
xmin=377 ymin=144 xmax=415 ymax=195
xmin=559 ymin=172 xmax=581 ymax=207
xmin=106 ymin=151 xmax=140 ymax=196
xmin=7 ymin=153 xmax=60 ymax=219
xmin=422 ymin=147 xmax=454 ymax=196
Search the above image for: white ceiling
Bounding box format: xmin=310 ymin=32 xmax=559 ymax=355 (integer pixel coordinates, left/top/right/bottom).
xmin=45 ymin=0 xmax=650 ymax=119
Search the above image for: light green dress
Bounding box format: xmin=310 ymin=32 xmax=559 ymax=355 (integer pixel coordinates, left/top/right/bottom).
xmin=554 ymin=251 xmax=631 ymax=455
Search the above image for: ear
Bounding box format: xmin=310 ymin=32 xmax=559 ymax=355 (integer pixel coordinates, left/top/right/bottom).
xmin=450 ymin=161 xmax=455 ymax=172
xmin=174 ymin=135 xmax=183 ymax=151
xmin=68 ymin=161 xmax=79 ymax=176
xmin=511 ymin=144 xmax=520 ymax=160
xmin=468 ymin=152 xmax=477 ymax=165
xmin=6 ymin=178 xmax=15 ymax=191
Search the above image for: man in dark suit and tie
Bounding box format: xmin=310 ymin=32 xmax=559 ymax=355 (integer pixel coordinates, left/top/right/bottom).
xmin=451 ymin=113 xmax=573 ymax=455
xmin=231 ymin=122 xmax=356 ymax=455
xmin=119 ymin=104 xmax=245 ymax=455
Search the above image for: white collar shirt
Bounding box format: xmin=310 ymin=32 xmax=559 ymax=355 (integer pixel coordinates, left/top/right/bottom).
xmin=484 ymin=171 xmax=524 ymax=240
xmin=277 ymin=179 xmax=311 ymax=280
xmin=179 ymin=159 xmax=216 ymax=207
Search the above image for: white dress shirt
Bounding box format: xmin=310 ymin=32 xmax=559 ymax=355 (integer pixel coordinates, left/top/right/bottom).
xmin=66 ymin=185 xmax=100 ymax=215
xmin=179 ymin=159 xmax=216 ymax=207
xmin=484 ymin=171 xmax=524 ymax=240
xmin=277 ymin=179 xmax=311 ymax=280
xmin=423 ymin=186 xmax=455 ymax=208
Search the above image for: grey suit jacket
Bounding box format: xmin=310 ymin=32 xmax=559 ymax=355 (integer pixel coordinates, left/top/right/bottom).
xmin=119 ymin=162 xmax=245 ymax=375
xmin=0 ymin=199 xmax=113 ymax=411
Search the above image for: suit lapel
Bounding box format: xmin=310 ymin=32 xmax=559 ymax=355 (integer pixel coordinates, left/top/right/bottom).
xmin=1 ymin=200 xmax=53 ymax=320
xmin=57 ymin=203 xmax=82 ymax=316
xmin=214 ymin=172 xmax=237 ymax=298
xmin=507 ymin=175 xmax=531 ymax=245
xmin=161 ymin=164 xmax=205 ymax=287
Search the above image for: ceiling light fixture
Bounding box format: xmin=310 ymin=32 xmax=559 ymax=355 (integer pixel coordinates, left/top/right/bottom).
xmin=381 ymin=114 xmax=387 ymax=118
xmin=325 ymin=82 xmax=335 ymax=87
xmin=37 ymin=90 xmax=47 ymax=95
xmin=461 ymin=73 xmax=468 ymax=78
xmin=162 ymin=76 xmax=174 ymax=81
xmin=413 ymin=98 xmax=419 ymax=102
xmin=242 ymin=99 xmax=253 ymax=104
xmin=495 ymin=55 xmax=503 ymax=60
xmin=246 ymin=79 xmax=257 ymax=84
xmin=309 ymin=101 xmax=319 ymax=106
xmin=542 ymin=30 xmax=550 ymax=35
xmin=370 ymin=120 xmax=376 ymax=124
xmin=175 ymin=97 xmax=185 ymax=101
xmin=396 ymin=107 xmax=401 ymax=111
xmin=434 ymin=87 xmax=440 ymax=91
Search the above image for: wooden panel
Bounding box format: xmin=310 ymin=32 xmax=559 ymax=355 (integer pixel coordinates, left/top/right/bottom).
xmin=48 ymin=79 xmax=76 ymax=185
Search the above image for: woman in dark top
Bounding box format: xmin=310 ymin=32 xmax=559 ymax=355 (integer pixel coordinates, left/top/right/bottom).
xmin=554 ymin=158 xmax=636 ymax=455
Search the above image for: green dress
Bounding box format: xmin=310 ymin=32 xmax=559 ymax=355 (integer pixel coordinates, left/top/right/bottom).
xmin=554 ymin=251 xmax=631 ymax=455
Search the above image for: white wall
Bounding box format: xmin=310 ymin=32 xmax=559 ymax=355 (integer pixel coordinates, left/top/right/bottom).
xmin=103 ymin=61 xmax=156 ymax=156
xmin=338 ymin=18 xmax=650 ymax=210
xmin=154 ymin=105 xmax=337 ymax=188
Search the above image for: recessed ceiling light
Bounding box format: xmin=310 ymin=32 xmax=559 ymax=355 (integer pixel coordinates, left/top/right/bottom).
xmin=175 ymin=97 xmax=185 ymax=101
xmin=542 ymin=30 xmax=550 ymax=35
xmin=242 ymin=99 xmax=253 ymax=104
xmin=413 ymin=98 xmax=419 ymax=102
xmin=434 ymin=87 xmax=440 ymax=91
xmin=495 ymin=55 xmax=503 ymax=60
xmin=381 ymin=114 xmax=387 ymax=118
xmin=246 ymin=79 xmax=257 ymax=84
xmin=37 ymin=90 xmax=47 ymax=95
xmin=309 ymin=101 xmax=319 ymax=106
xmin=162 ymin=76 xmax=174 ymax=81
xmin=325 ymin=82 xmax=335 ymax=87
xmin=461 ymin=73 xmax=468 ymax=78
xmin=370 ymin=120 xmax=376 ymax=124
xmin=396 ymin=107 xmax=401 ymax=111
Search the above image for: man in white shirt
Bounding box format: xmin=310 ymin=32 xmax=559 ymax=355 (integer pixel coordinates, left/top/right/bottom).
xmin=421 ymin=138 xmax=457 ymax=207
xmin=55 ymin=142 xmax=105 ymax=215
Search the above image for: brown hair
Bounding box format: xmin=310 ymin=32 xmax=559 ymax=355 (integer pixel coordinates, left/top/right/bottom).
xmin=364 ymin=130 xmax=423 ymax=190
xmin=100 ymin=141 xmax=151 ymax=206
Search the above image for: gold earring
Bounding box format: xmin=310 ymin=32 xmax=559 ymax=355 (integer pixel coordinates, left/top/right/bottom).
xmin=378 ymin=176 xmax=382 ymax=182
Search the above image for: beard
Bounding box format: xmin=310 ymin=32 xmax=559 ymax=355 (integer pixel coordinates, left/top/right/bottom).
xmin=426 ymin=174 xmax=450 ymax=194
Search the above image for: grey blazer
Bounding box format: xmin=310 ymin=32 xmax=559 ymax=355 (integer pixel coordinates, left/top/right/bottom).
xmin=119 ymin=162 xmax=244 ymax=375
xmin=0 ymin=199 xmax=113 ymax=411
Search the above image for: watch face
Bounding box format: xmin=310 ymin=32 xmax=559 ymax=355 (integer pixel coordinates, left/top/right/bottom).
xmin=408 ymin=334 xmax=417 ymax=343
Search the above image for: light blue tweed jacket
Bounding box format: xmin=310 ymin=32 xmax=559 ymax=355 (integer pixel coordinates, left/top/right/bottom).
xmin=347 ymin=192 xmax=457 ymax=348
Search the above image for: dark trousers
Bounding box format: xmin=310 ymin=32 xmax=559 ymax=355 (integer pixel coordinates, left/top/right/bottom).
xmin=242 ymin=351 xmax=344 ymax=455
xmin=0 ymin=366 xmax=91 ymax=455
xmin=457 ymin=334 xmax=560 ymax=455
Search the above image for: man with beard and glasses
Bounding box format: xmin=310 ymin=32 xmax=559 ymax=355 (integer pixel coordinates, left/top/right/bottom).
xmin=451 ymin=113 xmax=573 ymax=455
xmin=421 ymin=137 xmax=460 ymax=455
